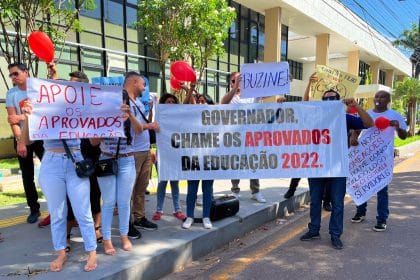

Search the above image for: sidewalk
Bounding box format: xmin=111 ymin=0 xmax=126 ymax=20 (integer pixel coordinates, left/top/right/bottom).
xmin=0 ymin=140 xmax=419 ymax=280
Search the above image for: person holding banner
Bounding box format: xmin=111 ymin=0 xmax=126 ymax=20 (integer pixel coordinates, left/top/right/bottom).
xmin=300 ymin=88 xmax=373 ymax=250
xmin=90 ymin=89 xmax=143 ymax=255
xmin=181 ymin=83 xmax=215 ymax=229
xmin=350 ymin=90 xmax=407 ymax=232
xmin=220 ymin=72 xmax=266 ymax=203
xmin=6 ymin=62 xmax=45 ymax=224
xmin=152 ymin=93 xmax=186 ymax=221
xmin=21 ymin=104 xmax=99 ymax=272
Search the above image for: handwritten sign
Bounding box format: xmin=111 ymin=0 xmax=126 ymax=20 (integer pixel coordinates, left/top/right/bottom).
xmin=27 ymin=78 xmax=124 ymax=140
xmin=309 ymin=65 xmax=361 ymax=100
xmin=346 ymin=127 xmax=395 ymax=205
xmin=156 ymin=101 xmax=349 ymax=181
xmin=240 ymin=62 xmax=290 ymax=99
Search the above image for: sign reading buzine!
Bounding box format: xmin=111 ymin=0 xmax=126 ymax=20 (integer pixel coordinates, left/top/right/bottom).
xmin=240 ymin=62 xmax=290 ymax=98
xmin=157 ymin=101 xmax=349 ymax=181
xmin=27 ymin=78 xmax=125 ymax=140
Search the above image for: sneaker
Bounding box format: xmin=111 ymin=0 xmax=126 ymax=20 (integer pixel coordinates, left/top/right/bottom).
xmin=251 ymin=192 xmax=266 ymax=203
xmin=182 ymin=217 xmax=194 ymax=229
xmin=173 ymin=211 xmax=186 ymax=221
xmin=372 ymin=223 xmax=387 ymax=232
xmin=152 ymin=211 xmax=163 ymax=221
xmin=351 ymin=213 xmax=365 ymax=223
xmin=284 ymin=188 xmax=296 ymax=199
xmin=27 ymin=211 xmax=41 ymax=224
xmin=231 ymin=192 xmax=241 ymax=199
xmin=133 ymin=217 xmax=158 ymax=231
xmin=323 ymin=202 xmax=332 ymax=212
xmin=128 ymin=223 xmax=142 ymax=239
xmin=300 ymin=231 xmax=321 ymax=241
xmin=38 ymin=214 xmax=51 ymax=228
xmin=203 ymin=217 xmax=213 ymax=229
xmin=331 ymin=237 xmax=343 ymax=250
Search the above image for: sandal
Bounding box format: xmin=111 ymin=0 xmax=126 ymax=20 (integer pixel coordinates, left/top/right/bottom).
xmin=65 ymin=234 xmax=71 ymax=252
xmin=95 ymin=226 xmax=103 ymax=244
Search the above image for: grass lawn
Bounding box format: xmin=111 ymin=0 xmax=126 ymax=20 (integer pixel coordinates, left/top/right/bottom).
xmin=394 ymin=135 xmax=420 ymax=147
xmin=0 ymin=189 xmax=44 ymax=207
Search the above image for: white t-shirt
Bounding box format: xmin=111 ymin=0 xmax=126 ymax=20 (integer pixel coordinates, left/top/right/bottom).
xmin=368 ymin=109 xmax=408 ymax=146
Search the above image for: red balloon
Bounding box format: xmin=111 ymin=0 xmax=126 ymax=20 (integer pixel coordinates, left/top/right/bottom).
xmin=170 ymin=61 xmax=197 ymax=82
xmin=347 ymin=107 xmax=357 ymax=115
xmin=375 ymin=116 xmax=390 ymax=130
xmin=28 ymin=31 xmax=55 ymax=63
xmin=170 ymin=76 xmax=182 ymax=90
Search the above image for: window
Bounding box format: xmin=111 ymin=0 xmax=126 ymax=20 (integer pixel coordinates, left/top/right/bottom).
xmin=359 ymin=61 xmax=370 ymax=85
xmin=80 ymin=0 xmax=101 ymax=19
xmin=288 ymin=60 xmax=303 ymax=80
xmin=105 ymin=0 xmax=123 ymax=26
xmin=379 ymin=70 xmax=385 ymax=85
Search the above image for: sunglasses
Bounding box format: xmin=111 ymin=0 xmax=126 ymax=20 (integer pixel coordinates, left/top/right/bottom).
xmin=322 ymin=95 xmax=339 ymax=101
xmin=8 ymin=71 xmax=21 ymax=78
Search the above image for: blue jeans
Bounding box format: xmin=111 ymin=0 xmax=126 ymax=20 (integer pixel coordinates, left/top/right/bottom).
xmin=356 ymin=186 xmax=389 ymax=223
xmin=97 ymin=156 xmax=136 ymax=240
xmin=186 ymin=180 xmax=213 ymax=218
xmin=39 ymin=151 xmax=96 ymax=252
xmin=308 ymin=177 xmax=346 ymax=238
xmin=156 ymin=180 xmax=181 ymax=212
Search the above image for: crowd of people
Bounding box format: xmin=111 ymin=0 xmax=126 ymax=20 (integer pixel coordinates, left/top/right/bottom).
xmin=3 ymin=61 xmax=407 ymax=272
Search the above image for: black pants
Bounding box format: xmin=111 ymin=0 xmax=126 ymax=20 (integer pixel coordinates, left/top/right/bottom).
xmin=16 ymin=140 xmax=44 ymax=213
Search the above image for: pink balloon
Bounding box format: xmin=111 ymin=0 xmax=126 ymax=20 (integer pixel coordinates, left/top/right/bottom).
xmin=170 ymin=76 xmax=182 ymax=90
xmin=375 ymin=116 xmax=390 ymax=130
xmin=170 ymin=61 xmax=196 ymax=82
xmin=28 ymin=31 xmax=55 ymax=63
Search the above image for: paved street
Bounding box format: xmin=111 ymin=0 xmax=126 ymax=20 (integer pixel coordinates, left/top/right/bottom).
xmin=167 ymin=151 xmax=420 ymax=280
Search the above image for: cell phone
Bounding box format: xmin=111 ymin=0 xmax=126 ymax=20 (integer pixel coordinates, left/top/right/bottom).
xmin=122 ymin=90 xmax=129 ymax=105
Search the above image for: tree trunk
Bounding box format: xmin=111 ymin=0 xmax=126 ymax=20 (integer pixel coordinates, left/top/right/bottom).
xmin=408 ymin=98 xmax=416 ymax=136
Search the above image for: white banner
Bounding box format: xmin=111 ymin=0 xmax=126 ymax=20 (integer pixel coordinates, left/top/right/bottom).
xmin=346 ymin=127 xmax=395 ymax=205
xmin=240 ymin=62 xmax=290 ymax=98
xmin=156 ymin=102 xmax=349 ymax=181
xmin=27 ymin=78 xmax=125 ymax=140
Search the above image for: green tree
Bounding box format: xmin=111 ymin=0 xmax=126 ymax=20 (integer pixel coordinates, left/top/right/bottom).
xmin=137 ymin=0 xmax=236 ymax=94
xmin=393 ymin=77 xmax=420 ymax=136
xmin=0 ymin=0 xmax=95 ymax=89
xmin=393 ymin=23 xmax=419 ymax=51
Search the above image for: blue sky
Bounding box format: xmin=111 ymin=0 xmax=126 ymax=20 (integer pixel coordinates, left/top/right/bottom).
xmin=340 ymin=0 xmax=419 ymax=57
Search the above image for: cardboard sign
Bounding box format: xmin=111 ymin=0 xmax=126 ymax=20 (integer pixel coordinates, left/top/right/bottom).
xmin=157 ymin=101 xmax=349 ymax=181
xmin=27 ymin=78 xmax=124 ymax=140
xmin=346 ymin=127 xmax=395 ymax=205
xmin=240 ymin=62 xmax=290 ymax=98
xmin=309 ymin=65 xmax=361 ymax=100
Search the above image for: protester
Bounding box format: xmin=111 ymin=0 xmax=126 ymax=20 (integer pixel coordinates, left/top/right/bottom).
xmin=6 ymin=62 xmax=44 ymax=224
xmin=350 ymin=90 xmax=407 ymax=231
xmin=127 ymin=72 xmax=160 ymax=234
xmin=152 ymin=93 xmax=186 ymax=221
xmin=22 ymin=102 xmax=98 ymax=272
xmin=300 ymin=87 xmax=373 ymax=249
xmin=220 ymin=72 xmax=266 ymax=203
xmin=90 ymin=72 xmax=143 ymax=254
xmin=181 ymin=83 xmax=214 ymax=229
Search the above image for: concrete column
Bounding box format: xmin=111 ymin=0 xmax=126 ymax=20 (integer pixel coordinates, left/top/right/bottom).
xmin=385 ymin=69 xmax=394 ymax=88
xmin=263 ymin=7 xmax=282 ymax=102
xmin=347 ymin=50 xmax=360 ymax=75
xmin=315 ymin=34 xmax=329 ymax=66
xmin=264 ymin=7 xmax=281 ymax=63
xmin=370 ymin=61 xmax=380 ymax=84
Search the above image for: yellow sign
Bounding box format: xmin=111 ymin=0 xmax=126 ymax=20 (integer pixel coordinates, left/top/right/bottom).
xmin=309 ymin=65 xmax=361 ymax=100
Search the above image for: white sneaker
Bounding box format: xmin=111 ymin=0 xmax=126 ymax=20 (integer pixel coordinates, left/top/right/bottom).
xmin=252 ymin=192 xmax=266 ymax=203
xmin=231 ymin=192 xmax=241 ymax=199
xmin=182 ymin=217 xmax=194 ymax=229
xmin=203 ymin=217 xmax=213 ymax=229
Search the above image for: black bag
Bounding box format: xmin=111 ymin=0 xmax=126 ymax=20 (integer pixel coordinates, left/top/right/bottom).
xmin=210 ymin=195 xmax=239 ymax=221
xmin=75 ymin=159 xmax=96 ymax=178
xmin=95 ymin=158 xmax=118 ymax=177
xmin=95 ymin=138 xmax=121 ymax=177
xmin=62 ymin=140 xmax=95 ymax=178
xmin=132 ymin=100 xmax=156 ymax=145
